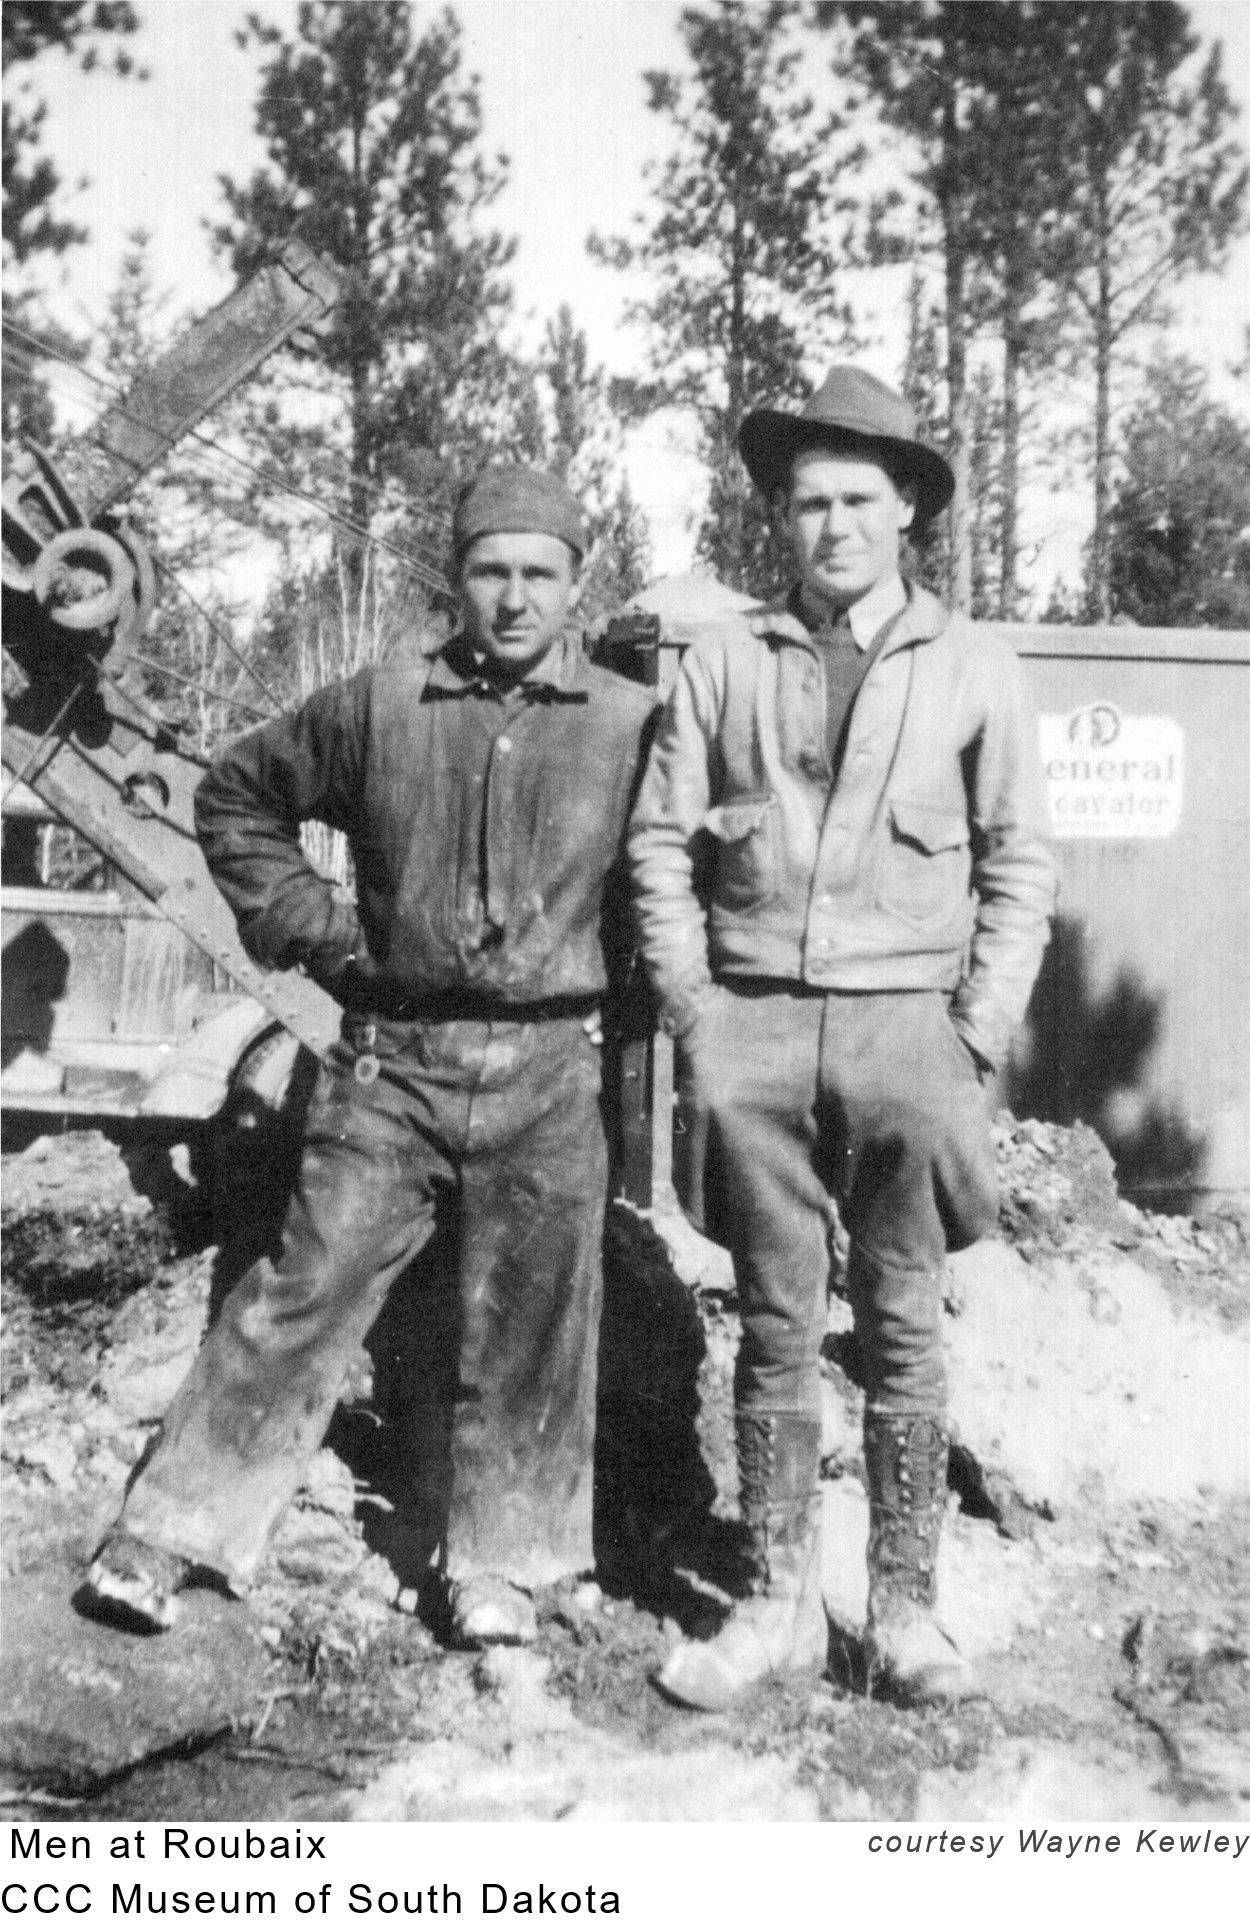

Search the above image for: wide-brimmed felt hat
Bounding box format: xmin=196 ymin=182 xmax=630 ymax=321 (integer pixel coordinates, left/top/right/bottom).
xmin=738 ymin=366 xmax=955 ymax=525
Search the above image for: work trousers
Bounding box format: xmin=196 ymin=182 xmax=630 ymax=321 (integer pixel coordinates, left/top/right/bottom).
xmin=120 ymin=1013 xmax=608 ymax=1592
xmin=676 ymin=987 xmax=998 ymax=1422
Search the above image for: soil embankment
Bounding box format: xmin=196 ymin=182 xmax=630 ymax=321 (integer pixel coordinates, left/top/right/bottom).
xmin=2 ymin=1119 xmax=1247 ymax=1820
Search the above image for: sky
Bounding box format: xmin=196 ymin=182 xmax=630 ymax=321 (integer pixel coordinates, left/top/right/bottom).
xmin=13 ymin=0 xmax=1250 ymax=590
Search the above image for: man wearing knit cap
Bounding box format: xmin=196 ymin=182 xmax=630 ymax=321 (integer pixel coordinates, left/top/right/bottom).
xmin=629 ymin=368 xmax=1055 ymax=1708
xmin=86 ymin=464 xmax=657 ymax=1651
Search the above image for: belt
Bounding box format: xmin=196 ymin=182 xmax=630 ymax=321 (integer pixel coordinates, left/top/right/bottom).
xmin=349 ymin=988 xmax=602 ymax=1024
xmin=718 ymin=976 xmax=822 ymax=998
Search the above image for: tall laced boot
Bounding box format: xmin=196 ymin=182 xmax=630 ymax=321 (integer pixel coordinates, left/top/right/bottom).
xmin=656 ymin=1412 xmax=826 ymax=1711
xmin=862 ymin=1412 xmax=979 ymax=1706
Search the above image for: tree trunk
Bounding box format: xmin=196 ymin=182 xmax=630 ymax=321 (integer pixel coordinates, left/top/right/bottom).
xmin=344 ymin=107 xmax=371 ymax=600
xmin=1089 ymin=158 xmax=1113 ymax=622
xmin=348 ymin=360 xmax=371 ymax=578
xmin=942 ymin=90 xmax=973 ymax=614
xmin=724 ymin=175 xmax=747 ymax=591
xmin=1000 ymin=280 xmax=1021 ymax=620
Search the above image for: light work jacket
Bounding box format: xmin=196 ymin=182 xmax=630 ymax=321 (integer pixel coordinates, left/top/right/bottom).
xmin=627 ymin=582 xmax=1057 ymax=1071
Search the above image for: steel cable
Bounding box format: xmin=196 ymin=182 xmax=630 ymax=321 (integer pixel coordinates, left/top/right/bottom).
xmin=3 ymin=322 xmax=451 ymax=591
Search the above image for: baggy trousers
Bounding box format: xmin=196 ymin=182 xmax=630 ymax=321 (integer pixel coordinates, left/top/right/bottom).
xmin=676 ymin=987 xmax=998 ymax=1422
xmin=119 ymin=1013 xmax=608 ymax=1591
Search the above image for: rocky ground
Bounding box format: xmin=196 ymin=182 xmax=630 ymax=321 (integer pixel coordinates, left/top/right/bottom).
xmin=1 ymin=1116 xmax=1248 ymax=1823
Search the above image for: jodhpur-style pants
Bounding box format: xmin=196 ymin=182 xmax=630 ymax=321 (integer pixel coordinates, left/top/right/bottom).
xmin=676 ymin=987 xmax=998 ymax=1423
xmin=119 ymin=1012 xmax=608 ymax=1591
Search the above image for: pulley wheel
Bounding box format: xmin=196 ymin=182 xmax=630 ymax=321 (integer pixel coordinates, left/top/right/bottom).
xmin=109 ymin=522 xmax=158 ymax=633
xmin=31 ymin=527 xmax=136 ymax=633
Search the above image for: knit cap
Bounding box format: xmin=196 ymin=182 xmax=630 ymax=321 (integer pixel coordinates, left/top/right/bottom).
xmin=451 ymin=465 xmax=588 ymax=561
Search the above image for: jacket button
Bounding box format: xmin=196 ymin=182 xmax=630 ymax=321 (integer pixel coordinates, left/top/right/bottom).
xmin=497 ymin=735 xmax=513 ymax=754
xmin=354 ymin=1053 xmax=381 ymax=1086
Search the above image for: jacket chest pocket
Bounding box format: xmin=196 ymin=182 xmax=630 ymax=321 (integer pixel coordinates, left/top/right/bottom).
xmin=877 ymin=798 xmax=970 ymax=927
xmin=704 ymin=795 xmax=780 ymax=912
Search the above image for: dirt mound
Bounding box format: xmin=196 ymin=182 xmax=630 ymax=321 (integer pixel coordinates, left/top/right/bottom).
xmin=2 ymin=1208 xmax=174 ymax=1398
xmin=3 ymin=1116 xmax=1249 ymax=1820
xmin=1 ymin=1128 xmax=158 ymax=1219
xmin=995 ymin=1114 xmax=1250 ymax=1321
xmin=997 ymin=1114 xmax=1131 ymax=1250
xmin=931 ymin=1118 xmax=1250 ymax=1517
xmin=943 ymin=1238 xmax=1250 ymax=1512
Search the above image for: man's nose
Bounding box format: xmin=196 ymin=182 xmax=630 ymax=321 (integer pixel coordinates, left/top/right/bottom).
xmin=498 ymin=571 xmax=527 ymax=610
xmin=823 ymin=500 xmax=853 ymax=538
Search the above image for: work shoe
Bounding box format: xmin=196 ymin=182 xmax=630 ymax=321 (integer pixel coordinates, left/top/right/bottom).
xmin=862 ymin=1411 xmax=981 ymax=1706
xmin=864 ymin=1602 xmax=977 ymax=1705
xmin=83 ymin=1530 xmax=190 ymax=1633
xmin=656 ymin=1412 xmax=827 ymax=1711
xmin=447 ymin=1574 xmax=537 ymax=1650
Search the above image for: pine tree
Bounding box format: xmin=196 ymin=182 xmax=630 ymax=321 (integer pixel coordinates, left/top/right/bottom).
xmin=518 ymin=307 xmax=652 ymax=621
xmin=592 ymin=0 xmax=859 ymax=592
xmin=899 ymin=267 xmax=949 ymax=597
xmin=1044 ymin=4 xmax=1248 ymax=619
xmin=2 ymin=1 xmax=145 ymax=438
xmin=955 ymin=3 xmax=1080 ymax=618
xmin=212 ymin=1 xmax=524 ymax=588
xmin=1107 ymin=350 xmax=1250 ymax=629
xmin=821 ymin=3 xmax=1102 ymax=615
xmin=2 ymin=1 xmax=143 ymax=268
xmin=819 ymin=1 xmax=988 ymax=611
xmin=586 ymin=476 xmax=653 ymax=621
xmin=966 ymin=362 xmax=1004 ymax=619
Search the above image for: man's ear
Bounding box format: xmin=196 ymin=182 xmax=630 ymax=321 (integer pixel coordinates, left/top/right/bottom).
xmin=896 ymin=484 xmax=917 ymax=536
xmin=567 ymin=552 xmax=585 ymax=611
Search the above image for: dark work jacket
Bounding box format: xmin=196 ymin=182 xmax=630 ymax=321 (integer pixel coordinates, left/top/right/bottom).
xmin=194 ymin=636 xmax=658 ymax=1012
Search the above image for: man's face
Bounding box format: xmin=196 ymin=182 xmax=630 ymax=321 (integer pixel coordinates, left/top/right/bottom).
xmin=781 ymin=448 xmax=915 ymax=612
xmin=458 ymin=531 xmax=580 ymax=679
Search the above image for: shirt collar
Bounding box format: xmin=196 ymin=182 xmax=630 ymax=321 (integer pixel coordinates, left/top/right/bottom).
xmin=425 ymin=631 xmax=589 ymax=702
xmin=791 ymin=573 xmax=909 ymax=653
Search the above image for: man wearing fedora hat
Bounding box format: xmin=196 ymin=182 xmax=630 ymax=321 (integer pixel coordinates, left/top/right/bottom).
xmin=85 ymin=464 xmax=657 ymax=1651
xmin=629 ymin=368 xmax=1055 ymax=1708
